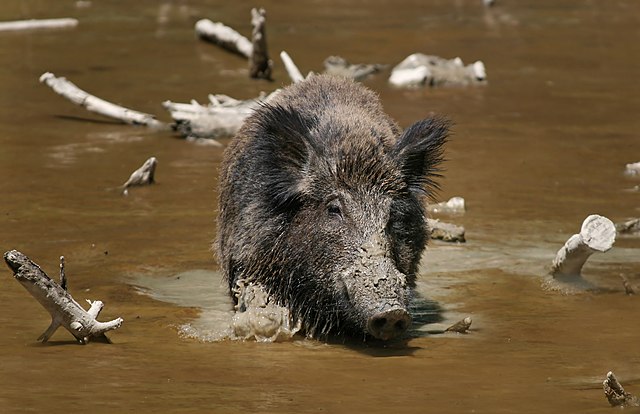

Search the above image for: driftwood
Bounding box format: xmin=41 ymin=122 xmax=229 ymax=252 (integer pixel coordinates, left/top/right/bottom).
xmin=550 ymin=215 xmax=616 ymax=279
xmin=389 ymin=53 xmax=487 ymax=88
xmin=195 ymin=8 xmax=272 ymax=80
xmin=163 ymin=92 xmax=275 ymax=140
xmin=40 ymin=72 xmax=168 ymax=129
xmin=122 ymin=157 xmax=157 ymax=195
xmin=619 ymin=274 xmax=636 ymax=295
xmin=0 ymin=18 xmax=78 ymax=32
xmin=3 ymin=250 xmax=123 ymax=344
xmin=323 ymin=56 xmax=386 ymax=81
xmin=625 ymin=161 xmax=640 ymax=176
xmin=616 ymin=218 xmax=640 ymax=236
xmin=427 ymin=196 xmax=466 ymax=215
xmin=445 ymin=317 xmax=472 ymax=333
xmin=280 ymin=51 xmax=305 ymax=83
xmin=427 ymin=219 xmax=466 ymax=243
xmin=603 ymin=371 xmax=640 ymax=407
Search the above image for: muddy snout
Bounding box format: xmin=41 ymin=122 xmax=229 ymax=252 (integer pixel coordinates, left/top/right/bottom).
xmin=367 ymin=307 xmax=411 ymax=340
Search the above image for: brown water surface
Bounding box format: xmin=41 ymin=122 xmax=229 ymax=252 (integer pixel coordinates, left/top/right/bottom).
xmin=1 ymin=1 xmax=639 ymax=413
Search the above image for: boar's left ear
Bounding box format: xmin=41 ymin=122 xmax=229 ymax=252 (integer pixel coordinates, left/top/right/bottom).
xmin=254 ymin=103 xmax=319 ymax=213
xmin=391 ymin=116 xmax=449 ymax=197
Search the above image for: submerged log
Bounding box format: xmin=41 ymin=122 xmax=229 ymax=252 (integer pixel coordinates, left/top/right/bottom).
xmin=445 ymin=317 xmax=472 ymax=333
xmin=3 ymin=250 xmax=123 ymax=344
xmin=122 ymin=156 xmax=157 ymax=195
xmin=0 ymin=18 xmax=78 ymax=32
xmin=616 ymin=218 xmax=640 ymax=236
xmin=389 ymin=53 xmax=487 ymax=88
xmin=427 ymin=218 xmax=466 ymax=243
xmin=603 ymin=371 xmax=640 ymax=407
xmin=550 ymin=215 xmax=616 ymax=279
xmin=196 ymin=8 xmax=272 ymax=80
xmin=40 ymin=72 xmax=168 ymax=129
xmin=323 ymin=56 xmax=386 ymax=81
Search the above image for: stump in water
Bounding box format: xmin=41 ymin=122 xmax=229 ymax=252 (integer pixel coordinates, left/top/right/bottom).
xmin=249 ymin=8 xmax=272 ymax=80
xmin=550 ymin=214 xmax=616 ymax=279
xmin=122 ymin=157 xmax=157 ymax=195
xmin=3 ymin=250 xmax=123 ymax=344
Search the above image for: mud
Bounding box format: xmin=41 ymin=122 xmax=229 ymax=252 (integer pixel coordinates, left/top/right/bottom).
xmin=1 ymin=0 xmax=639 ymax=413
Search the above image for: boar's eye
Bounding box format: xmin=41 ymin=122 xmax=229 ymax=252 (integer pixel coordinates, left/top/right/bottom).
xmin=326 ymin=198 xmax=343 ymax=220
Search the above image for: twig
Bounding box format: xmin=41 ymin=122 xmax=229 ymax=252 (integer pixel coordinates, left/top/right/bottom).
xmin=280 ymin=51 xmax=305 ymax=83
xmin=3 ymin=250 xmax=123 ymax=344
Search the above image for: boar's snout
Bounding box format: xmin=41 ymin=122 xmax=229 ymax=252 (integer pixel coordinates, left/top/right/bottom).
xmin=367 ymin=307 xmax=411 ymax=341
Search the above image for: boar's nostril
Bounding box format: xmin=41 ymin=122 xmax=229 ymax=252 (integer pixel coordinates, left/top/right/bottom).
xmin=367 ymin=308 xmax=411 ymax=341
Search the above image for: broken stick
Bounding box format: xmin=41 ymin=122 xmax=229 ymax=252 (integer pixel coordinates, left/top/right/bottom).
xmin=122 ymin=156 xmax=157 ymax=195
xmin=3 ymin=250 xmax=123 ymax=344
xmin=40 ymin=72 xmax=168 ymax=129
xmin=550 ymin=214 xmax=616 ymax=279
xmin=280 ymin=51 xmax=305 ymax=83
xmin=195 ymin=8 xmax=272 ymax=80
xmin=603 ymin=371 xmax=640 ymax=407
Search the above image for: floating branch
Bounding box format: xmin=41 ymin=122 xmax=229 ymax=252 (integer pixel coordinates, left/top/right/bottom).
xmin=427 ymin=196 xmax=466 ymax=215
xmin=427 ymin=218 xmax=466 ymax=243
xmin=603 ymin=371 xmax=640 ymax=407
xmin=0 ymin=18 xmax=78 ymax=32
xmin=195 ymin=8 xmax=272 ymax=80
xmin=323 ymin=56 xmax=386 ymax=81
xmin=3 ymin=250 xmax=123 ymax=344
xmin=39 ymin=72 xmax=168 ymax=129
xmin=122 ymin=156 xmax=157 ymax=195
xmin=389 ymin=53 xmax=487 ymax=88
xmin=550 ymin=214 xmax=616 ymax=279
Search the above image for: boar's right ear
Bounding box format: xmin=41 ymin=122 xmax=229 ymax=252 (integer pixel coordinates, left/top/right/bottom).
xmin=253 ymin=103 xmax=318 ymax=213
xmin=391 ymin=116 xmax=449 ymax=198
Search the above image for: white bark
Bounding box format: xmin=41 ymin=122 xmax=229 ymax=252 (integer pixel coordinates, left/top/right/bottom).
xmin=0 ymin=18 xmax=78 ymax=32
xmin=280 ymin=51 xmax=305 ymax=83
xmin=163 ymin=90 xmax=279 ymax=140
xmin=389 ymin=53 xmax=487 ymax=87
xmin=122 ymin=157 xmax=157 ymax=195
xmin=625 ymin=161 xmax=640 ymax=176
xmin=195 ymin=19 xmax=252 ymax=59
xmin=551 ymin=215 xmax=616 ymax=278
xmin=427 ymin=196 xmax=466 ymax=215
xmin=39 ymin=72 xmax=167 ymax=129
xmin=4 ymin=250 xmax=123 ymax=344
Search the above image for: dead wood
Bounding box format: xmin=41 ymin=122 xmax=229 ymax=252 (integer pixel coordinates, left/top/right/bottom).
xmin=616 ymin=218 xmax=640 ymax=236
xmin=40 ymin=72 xmax=168 ymax=129
xmin=427 ymin=196 xmax=466 ymax=215
xmin=122 ymin=157 xmax=157 ymax=195
xmin=445 ymin=316 xmax=473 ymax=333
xmin=550 ymin=215 xmax=616 ymax=279
xmin=323 ymin=56 xmax=386 ymax=81
xmin=603 ymin=371 xmax=640 ymax=407
xmin=249 ymin=8 xmax=272 ymax=80
xmin=389 ymin=53 xmax=487 ymax=88
xmin=3 ymin=250 xmax=123 ymax=344
xmin=195 ymin=19 xmax=252 ymax=59
xmin=280 ymin=51 xmax=305 ymax=83
xmin=427 ymin=218 xmax=466 ymax=243
xmin=0 ymin=18 xmax=78 ymax=32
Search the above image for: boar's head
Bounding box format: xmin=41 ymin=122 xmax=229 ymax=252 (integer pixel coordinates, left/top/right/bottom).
xmin=217 ymin=75 xmax=448 ymax=341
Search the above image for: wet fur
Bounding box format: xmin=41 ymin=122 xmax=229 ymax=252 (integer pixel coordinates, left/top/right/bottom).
xmin=216 ymin=75 xmax=448 ymax=339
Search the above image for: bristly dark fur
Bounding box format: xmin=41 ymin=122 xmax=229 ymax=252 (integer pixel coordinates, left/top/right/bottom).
xmin=216 ymin=75 xmax=449 ymax=340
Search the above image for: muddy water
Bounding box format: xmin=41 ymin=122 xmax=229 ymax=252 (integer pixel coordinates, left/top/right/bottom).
xmin=1 ymin=0 xmax=639 ymax=412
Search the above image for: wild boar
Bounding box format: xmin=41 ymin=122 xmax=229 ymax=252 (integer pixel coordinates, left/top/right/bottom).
xmin=216 ymin=74 xmax=447 ymax=341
